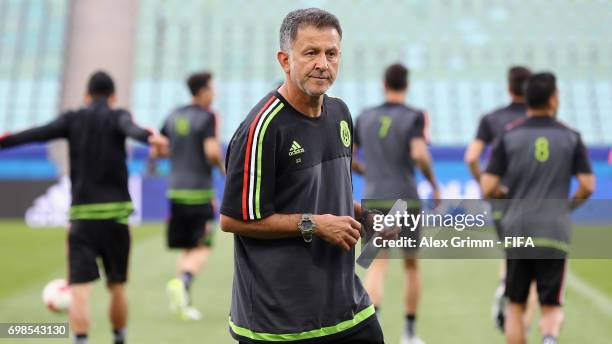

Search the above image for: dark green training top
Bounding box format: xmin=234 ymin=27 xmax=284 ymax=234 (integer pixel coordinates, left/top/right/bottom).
xmin=0 ymin=98 xmax=152 ymax=220
xmin=161 ymin=104 xmax=217 ymax=205
xmin=222 ymin=91 xmax=373 ymax=343
xmin=486 ymin=116 xmax=592 ymax=253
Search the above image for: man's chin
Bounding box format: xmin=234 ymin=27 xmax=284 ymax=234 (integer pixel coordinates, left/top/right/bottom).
xmin=304 ymin=86 xmax=329 ymax=97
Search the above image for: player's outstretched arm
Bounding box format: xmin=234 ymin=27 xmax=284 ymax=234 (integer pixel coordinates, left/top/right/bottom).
xmin=411 ymin=137 xmax=440 ymax=202
xmin=464 ymin=139 xmax=486 ymax=182
xmin=0 ymin=115 xmax=68 ymax=150
xmin=570 ymin=173 xmax=595 ymax=210
xmin=204 ymin=137 xmax=226 ymax=176
xmin=220 ymin=213 xmax=361 ymax=251
xmin=117 ymin=110 xmax=155 ymax=144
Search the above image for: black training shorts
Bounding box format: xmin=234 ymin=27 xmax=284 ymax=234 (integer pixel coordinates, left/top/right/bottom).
xmin=167 ymin=202 xmax=215 ymax=248
xmin=68 ymin=219 xmax=130 ymax=284
xmin=505 ymin=259 xmax=567 ymax=306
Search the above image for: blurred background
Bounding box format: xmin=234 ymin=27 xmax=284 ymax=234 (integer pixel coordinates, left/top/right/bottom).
xmin=0 ymin=0 xmax=611 ymax=343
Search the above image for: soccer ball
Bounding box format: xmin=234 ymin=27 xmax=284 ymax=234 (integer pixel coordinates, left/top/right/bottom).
xmin=42 ymin=279 xmax=71 ymax=313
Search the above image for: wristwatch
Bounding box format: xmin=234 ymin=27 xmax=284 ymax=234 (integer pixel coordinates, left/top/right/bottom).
xmin=298 ymin=213 xmax=315 ymax=243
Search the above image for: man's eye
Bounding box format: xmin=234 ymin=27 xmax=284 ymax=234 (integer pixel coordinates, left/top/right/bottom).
xmin=305 ymin=51 xmax=316 ymax=56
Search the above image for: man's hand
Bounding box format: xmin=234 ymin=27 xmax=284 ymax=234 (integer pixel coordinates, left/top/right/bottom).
xmin=431 ymin=187 xmax=442 ymax=207
xmin=148 ymin=133 xmax=169 ymax=156
xmin=313 ymin=214 xmax=361 ymax=251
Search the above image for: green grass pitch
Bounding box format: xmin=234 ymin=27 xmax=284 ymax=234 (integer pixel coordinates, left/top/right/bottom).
xmin=0 ymin=220 xmax=611 ymax=343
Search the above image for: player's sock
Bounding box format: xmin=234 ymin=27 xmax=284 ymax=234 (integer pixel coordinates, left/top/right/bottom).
xmin=542 ymin=335 xmax=557 ymax=344
xmin=405 ymin=314 xmax=416 ymax=337
xmin=113 ymin=328 xmax=126 ymax=344
xmin=181 ymin=271 xmax=194 ymax=305
xmin=181 ymin=271 xmax=194 ymax=291
xmin=73 ymin=333 xmax=88 ymax=344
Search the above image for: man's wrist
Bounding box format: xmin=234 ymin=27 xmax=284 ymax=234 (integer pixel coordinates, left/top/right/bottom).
xmin=297 ymin=213 xmax=315 ymax=242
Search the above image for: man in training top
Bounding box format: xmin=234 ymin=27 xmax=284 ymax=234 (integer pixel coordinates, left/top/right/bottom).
xmin=354 ymin=62 xmax=440 ymax=344
xmin=220 ymin=8 xmax=383 ymax=344
xmin=464 ymin=66 xmax=534 ymax=332
xmin=0 ymin=71 xmax=168 ymax=344
xmin=481 ymin=72 xmax=595 ymax=344
xmin=154 ymin=71 xmax=225 ymax=321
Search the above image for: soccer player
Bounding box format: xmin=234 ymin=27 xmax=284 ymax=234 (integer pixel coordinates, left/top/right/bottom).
xmin=481 ymin=72 xmax=595 ymax=344
xmin=0 ymin=71 xmax=168 ymax=344
xmin=354 ymin=63 xmax=440 ymax=344
xmin=153 ymin=71 xmax=225 ymax=320
xmin=464 ymin=66 xmax=534 ymax=331
xmin=220 ymin=8 xmax=383 ymax=344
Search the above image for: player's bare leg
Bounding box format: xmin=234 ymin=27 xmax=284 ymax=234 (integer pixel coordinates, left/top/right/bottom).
xmin=505 ymin=303 xmax=526 ymax=344
xmin=404 ymin=258 xmax=421 ymax=315
xmin=363 ymin=256 xmax=389 ymax=311
xmin=499 ymin=261 xmax=507 ymax=280
xmin=69 ymin=283 xmax=93 ymax=343
xmin=401 ymin=257 xmax=423 ymax=344
xmin=178 ymin=245 xmax=211 ymax=275
xmin=108 ymin=283 xmax=127 ymax=344
xmin=169 ymin=235 xmax=212 ymax=321
xmin=523 ymin=281 xmax=539 ymax=334
xmin=539 ymin=305 xmax=564 ymax=344
xmin=493 ymin=261 xmax=508 ymax=332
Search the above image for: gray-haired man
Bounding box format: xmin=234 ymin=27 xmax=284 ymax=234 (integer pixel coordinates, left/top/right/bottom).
xmin=220 ymin=8 xmax=384 ymax=344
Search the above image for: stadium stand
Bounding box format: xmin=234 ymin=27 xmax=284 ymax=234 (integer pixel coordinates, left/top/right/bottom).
xmin=0 ymin=0 xmax=610 ymax=144
xmin=0 ymin=0 xmax=69 ymax=132
xmin=132 ymin=0 xmax=611 ymax=144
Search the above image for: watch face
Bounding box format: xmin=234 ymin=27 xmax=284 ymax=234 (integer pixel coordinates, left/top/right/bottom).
xmin=302 ymin=221 xmax=313 ymax=232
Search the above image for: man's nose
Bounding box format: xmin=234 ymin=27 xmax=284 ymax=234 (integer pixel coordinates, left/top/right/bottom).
xmin=314 ymin=52 xmax=329 ymax=71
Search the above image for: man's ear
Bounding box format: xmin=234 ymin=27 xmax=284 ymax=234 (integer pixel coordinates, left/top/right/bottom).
xmin=84 ymin=94 xmax=92 ymax=105
xmin=550 ymin=89 xmax=559 ymax=111
xmin=277 ymin=50 xmax=290 ymax=74
xmin=108 ymin=93 xmax=117 ymax=106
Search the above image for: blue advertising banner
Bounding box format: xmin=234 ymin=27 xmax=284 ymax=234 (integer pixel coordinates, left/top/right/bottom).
xmin=1 ymin=145 xmax=611 ymax=222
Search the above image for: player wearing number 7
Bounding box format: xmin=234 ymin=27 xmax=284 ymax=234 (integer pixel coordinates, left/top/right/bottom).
xmin=353 ymin=63 xmax=440 ymax=344
xmin=481 ymin=72 xmax=595 ymax=344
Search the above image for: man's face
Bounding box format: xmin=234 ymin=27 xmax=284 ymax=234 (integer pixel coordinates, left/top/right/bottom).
xmin=282 ymin=25 xmax=341 ymax=97
xmin=196 ymin=81 xmax=215 ymax=108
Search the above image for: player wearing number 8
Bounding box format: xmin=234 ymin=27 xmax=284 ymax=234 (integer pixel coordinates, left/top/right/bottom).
xmin=481 ymin=72 xmax=595 ymax=344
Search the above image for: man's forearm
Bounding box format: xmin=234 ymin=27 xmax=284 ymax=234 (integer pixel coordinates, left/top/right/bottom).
xmin=0 ymin=124 xmax=63 ymax=149
xmin=570 ymin=187 xmax=592 ymax=210
xmin=351 ymin=159 xmax=364 ymax=175
xmin=417 ymin=158 xmax=438 ymax=190
xmin=209 ymin=155 xmax=226 ymax=175
xmin=464 ymin=140 xmax=485 ymax=182
xmin=467 ymin=161 xmax=481 ymax=182
xmin=220 ymin=213 xmax=300 ymax=239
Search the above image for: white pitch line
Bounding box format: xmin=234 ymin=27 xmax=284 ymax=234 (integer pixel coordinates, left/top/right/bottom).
xmin=567 ymin=272 xmax=612 ymax=319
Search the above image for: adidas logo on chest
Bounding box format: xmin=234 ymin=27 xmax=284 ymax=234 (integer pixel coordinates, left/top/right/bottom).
xmin=288 ymin=140 xmax=305 ymax=156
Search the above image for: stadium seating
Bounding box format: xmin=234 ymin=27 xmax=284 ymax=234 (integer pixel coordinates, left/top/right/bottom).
xmin=132 ymin=0 xmax=612 ymax=144
xmin=1 ymin=0 xmax=609 ymax=145
xmin=0 ymin=0 xmax=69 ymax=132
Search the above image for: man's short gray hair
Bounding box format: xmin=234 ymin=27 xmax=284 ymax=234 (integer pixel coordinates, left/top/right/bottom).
xmin=279 ymin=8 xmax=342 ymax=51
